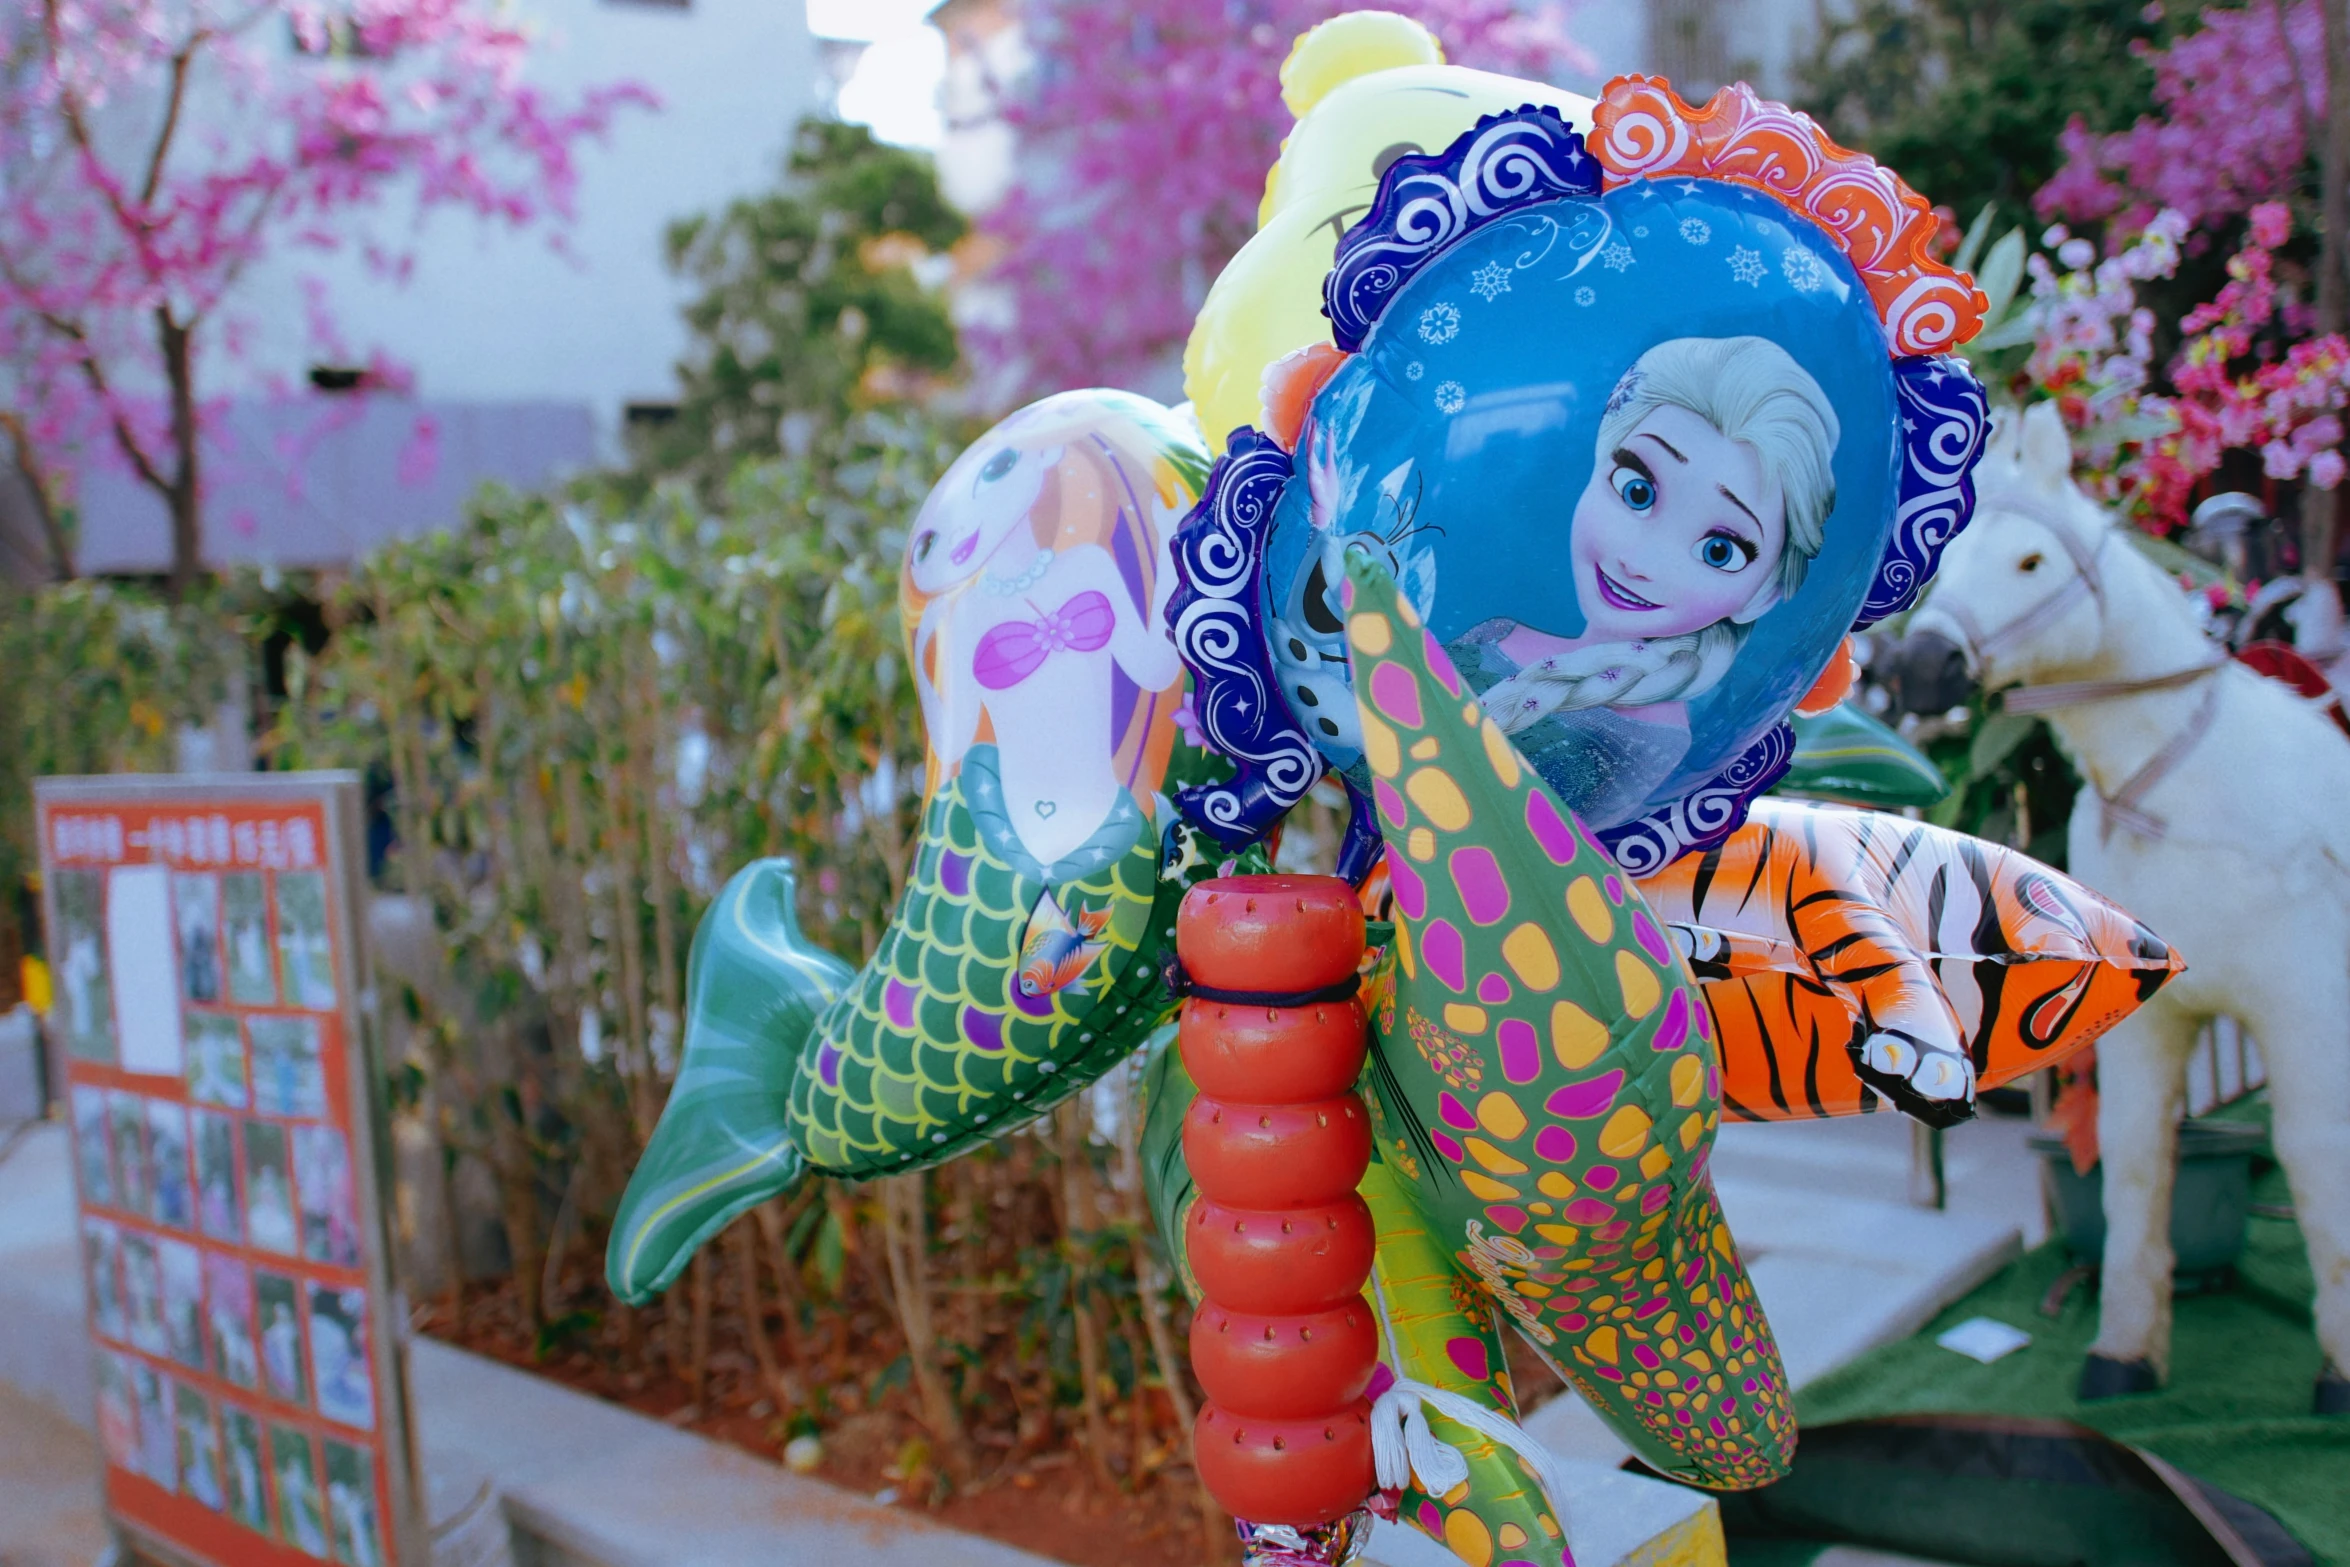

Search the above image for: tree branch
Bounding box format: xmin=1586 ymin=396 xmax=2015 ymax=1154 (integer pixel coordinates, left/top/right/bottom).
xmin=0 ymin=410 xmax=75 ymax=579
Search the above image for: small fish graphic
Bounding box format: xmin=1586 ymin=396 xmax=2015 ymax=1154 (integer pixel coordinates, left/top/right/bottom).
xmin=1018 ymin=890 xmax=1111 ymax=997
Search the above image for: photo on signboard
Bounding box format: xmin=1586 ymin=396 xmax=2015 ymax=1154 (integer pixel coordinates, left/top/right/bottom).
xmin=96 ymin=1352 xmax=140 ymax=1473
xmin=147 ymin=1098 xmax=193 ymax=1230
xmin=194 ymin=1110 xmax=241 ymax=1242
xmin=108 ymin=1092 xmax=151 ymax=1218
xmin=71 ymin=1087 xmax=116 ymax=1209
xmin=176 ymin=1381 xmax=225 ymax=1511
xmin=204 ymin=1252 xmax=259 ymax=1389
xmin=295 ymin=1125 xmax=361 ymax=1268
xmin=184 ymin=1012 xmax=249 ymax=1110
xmin=122 ymin=1233 xmax=167 ymax=1356
xmin=83 ymin=1219 xmax=125 ymax=1342
xmin=244 ymin=1119 xmax=298 ymax=1254
xmin=221 ymin=1404 xmax=270 ymax=1533
xmin=274 ymin=872 xmax=338 ymax=1010
xmin=53 ymin=869 xmax=115 ymax=1062
xmin=132 ymin=1364 xmax=177 ymax=1489
xmin=324 ymin=1440 xmax=386 ymax=1567
xmin=160 ymin=1237 xmax=206 ymax=1370
xmin=224 ymin=872 xmax=277 ymax=1006
xmin=175 ymin=872 xmax=224 ymax=1003
xmin=250 ymin=1015 xmax=328 ymax=1119
xmin=271 ymin=1424 xmax=331 ymax=1556
xmin=108 ymin=864 xmax=186 ymax=1076
xmin=256 ymin=1269 xmax=308 ymax=1406
xmin=306 ymin=1283 xmax=375 ymax=1430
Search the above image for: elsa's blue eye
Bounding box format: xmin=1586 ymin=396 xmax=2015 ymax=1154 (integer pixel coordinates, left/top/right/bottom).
xmin=1696 ymin=531 xmax=1758 ymax=572
xmin=1611 ymin=466 xmax=1655 ymax=512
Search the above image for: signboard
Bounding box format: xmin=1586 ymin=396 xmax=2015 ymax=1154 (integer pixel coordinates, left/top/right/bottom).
xmin=35 ymin=774 xmax=423 ymax=1567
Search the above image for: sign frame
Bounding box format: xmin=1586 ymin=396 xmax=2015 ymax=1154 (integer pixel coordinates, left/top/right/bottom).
xmin=35 ymin=772 xmax=424 ymax=1567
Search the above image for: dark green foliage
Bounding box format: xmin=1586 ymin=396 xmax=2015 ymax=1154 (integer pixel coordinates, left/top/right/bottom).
xmin=636 ymin=119 xmax=967 ymax=492
xmin=1796 ymin=0 xmax=2180 ymax=230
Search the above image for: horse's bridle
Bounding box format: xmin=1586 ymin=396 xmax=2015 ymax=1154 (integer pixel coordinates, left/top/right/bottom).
xmin=1927 ymin=487 xmax=2225 ymax=842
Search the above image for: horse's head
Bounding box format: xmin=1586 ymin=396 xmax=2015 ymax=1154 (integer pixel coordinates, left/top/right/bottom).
xmin=1891 ymin=401 xmax=2120 ymax=707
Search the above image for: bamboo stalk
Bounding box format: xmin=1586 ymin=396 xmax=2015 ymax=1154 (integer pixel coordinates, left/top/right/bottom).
xmin=731 ymin=1221 xmax=785 ymax=1405
xmin=880 ymin=1170 xmax=973 ymax=1483
xmin=1057 ymin=1103 xmax=1118 ymax=1490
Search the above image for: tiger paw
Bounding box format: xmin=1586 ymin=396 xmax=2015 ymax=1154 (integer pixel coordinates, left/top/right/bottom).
xmin=1854 ymin=1029 xmax=1977 ymax=1127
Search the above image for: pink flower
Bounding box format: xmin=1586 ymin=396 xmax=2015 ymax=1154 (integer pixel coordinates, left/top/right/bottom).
xmin=2250 ymin=201 xmax=2293 ymax=249
xmin=2311 ymin=450 xmax=2346 ymax=490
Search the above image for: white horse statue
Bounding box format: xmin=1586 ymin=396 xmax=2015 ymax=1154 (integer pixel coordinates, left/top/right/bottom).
xmin=1906 ymin=401 xmax=2350 ymax=1411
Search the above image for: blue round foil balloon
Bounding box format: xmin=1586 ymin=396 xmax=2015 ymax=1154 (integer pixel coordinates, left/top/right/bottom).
xmin=1259 ymin=173 xmax=1901 ymax=835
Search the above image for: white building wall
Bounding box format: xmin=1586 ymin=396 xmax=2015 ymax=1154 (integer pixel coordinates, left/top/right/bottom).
xmin=223 ymin=0 xmax=827 ymax=442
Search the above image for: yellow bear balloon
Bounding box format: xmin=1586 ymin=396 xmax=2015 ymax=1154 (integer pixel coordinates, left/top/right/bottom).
xmin=1180 ymin=11 xmax=1595 ymax=446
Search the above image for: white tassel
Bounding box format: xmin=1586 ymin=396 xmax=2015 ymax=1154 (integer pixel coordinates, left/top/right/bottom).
xmin=1368 ymin=1378 xmax=1576 ymax=1545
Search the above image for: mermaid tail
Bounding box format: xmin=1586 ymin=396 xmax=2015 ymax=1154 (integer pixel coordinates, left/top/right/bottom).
xmin=787 ymin=773 xmax=1182 ymax=1176
xmin=1342 ymin=553 xmax=1794 ymax=1490
xmin=607 ymin=859 xmax=856 ymax=1304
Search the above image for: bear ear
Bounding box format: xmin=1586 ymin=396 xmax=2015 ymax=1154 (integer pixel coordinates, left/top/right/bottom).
xmin=1280 ymin=11 xmax=1444 ymax=118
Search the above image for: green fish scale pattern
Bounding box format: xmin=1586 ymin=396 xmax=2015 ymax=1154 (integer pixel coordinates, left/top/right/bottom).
xmin=787 ymin=776 xmax=1177 ymax=1176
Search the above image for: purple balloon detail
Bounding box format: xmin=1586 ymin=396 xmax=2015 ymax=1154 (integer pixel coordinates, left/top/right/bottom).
xmin=1584 ymin=1163 xmax=1618 ymax=1192
xmin=1499 ymin=1018 xmax=1541 ymax=1084
xmin=1524 ymin=790 xmax=1578 ymax=866
xmin=1556 ymin=1313 xmax=1589 ymax=1332
xmin=1642 ymin=1184 xmax=1672 ymax=1214
xmin=1012 ymin=984 xmax=1056 ymax=1019
xmin=1632 ymin=1342 xmax=1662 ymax=1370
xmin=1448 ymin=845 xmax=1510 ymax=926
xmin=1479 ymin=971 xmax=1513 ymax=1005
xmin=1545 ymin=1069 xmax=1624 ymax=1119
xmin=1431 ymin=1131 xmax=1465 ymax=1164
xmin=1652 ymin=989 xmax=1691 ymax=1053
xmin=1373 ymin=776 xmax=1408 ymax=830
xmin=818 ymin=1043 xmax=841 ymax=1088
xmin=1532 ymin=1125 xmax=1576 ymax=1163
xmin=1370 ymin=661 xmax=1423 ymax=728
xmin=885 ymin=979 xmax=916 ymax=1031
xmin=1484 ymin=1204 xmax=1527 ymax=1234
xmin=1422 ymin=918 xmax=1467 ymax=993
xmin=1425 ymin=628 xmax=1463 ymax=695
xmin=1604 ymin=875 xmax=1624 ymax=905
xmin=1438 ymin=1091 xmax=1477 ymax=1131
xmin=939 ymin=850 xmax=970 ymax=898
xmin=1596 ymin=1220 xmax=1630 ymax=1242
xmin=1419 ymin=1502 xmax=1443 ymax=1537
xmin=962 ymin=1007 xmax=1004 ymax=1053
xmin=1635 ymin=1295 xmax=1668 ymax=1319
xmin=1632 ymin=910 xmax=1670 ymax=965
xmin=1564 ymin=1197 xmax=1614 ymax=1225
xmin=1445 ymin=1336 xmax=1490 ymax=1382
xmin=1367 ymin=1361 xmax=1397 ymax=1401
xmin=1387 ymin=853 xmax=1427 ymax=919
xmin=1696 ymin=1004 xmax=1713 ymax=1041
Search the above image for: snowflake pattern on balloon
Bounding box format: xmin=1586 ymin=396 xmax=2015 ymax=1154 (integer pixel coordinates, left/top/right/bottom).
xmin=1728 ymin=246 xmax=1766 ymax=286
xmin=1600 ymin=241 xmax=1636 ymax=272
xmin=1468 ymin=260 xmax=1512 ymax=301
xmin=1782 ymin=248 xmax=1827 ymax=293
xmin=1679 ymin=216 xmax=1712 ymax=245
xmin=1574 ymin=286 xmax=1597 ymax=307
xmin=1418 ymin=302 xmax=1461 ymax=345
xmin=1433 ymin=380 xmax=1466 ymax=415
xmin=1405 ymin=361 xmax=1425 ymax=381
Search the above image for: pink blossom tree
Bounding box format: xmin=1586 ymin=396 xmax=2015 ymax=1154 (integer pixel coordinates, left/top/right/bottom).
xmin=2037 ymin=0 xmax=2326 ymax=236
xmin=968 ymin=0 xmax=1584 ymax=403
xmin=0 ymin=0 xmax=652 ymax=590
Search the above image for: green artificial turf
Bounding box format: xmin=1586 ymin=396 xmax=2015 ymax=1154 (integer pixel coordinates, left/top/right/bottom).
xmin=1791 ymin=1148 xmax=2346 ymax=1565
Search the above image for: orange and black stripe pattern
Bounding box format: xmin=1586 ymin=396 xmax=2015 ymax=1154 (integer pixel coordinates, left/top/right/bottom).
xmin=1637 ymin=800 xmax=2183 ymax=1122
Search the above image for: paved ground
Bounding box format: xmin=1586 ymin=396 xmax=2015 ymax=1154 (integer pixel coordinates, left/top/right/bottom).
xmin=3 ymin=1107 xmax=2035 ymax=1567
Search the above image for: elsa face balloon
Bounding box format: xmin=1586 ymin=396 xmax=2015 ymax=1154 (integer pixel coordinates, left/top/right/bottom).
xmin=1261 ymin=175 xmax=1902 ymax=833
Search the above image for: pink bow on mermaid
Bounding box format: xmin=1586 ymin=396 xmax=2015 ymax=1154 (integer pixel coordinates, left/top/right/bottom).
xmin=973 ymin=590 xmax=1117 ymax=690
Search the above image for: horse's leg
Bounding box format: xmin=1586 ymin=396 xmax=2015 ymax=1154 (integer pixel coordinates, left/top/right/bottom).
xmin=2084 ymin=1000 xmax=2199 ymax=1393
xmin=2241 ymin=973 xmax=2350 ymax=1411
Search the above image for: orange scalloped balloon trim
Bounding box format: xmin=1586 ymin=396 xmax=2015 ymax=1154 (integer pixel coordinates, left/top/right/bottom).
xmin=1590 ymin=75 xmax=1987 ymax=358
